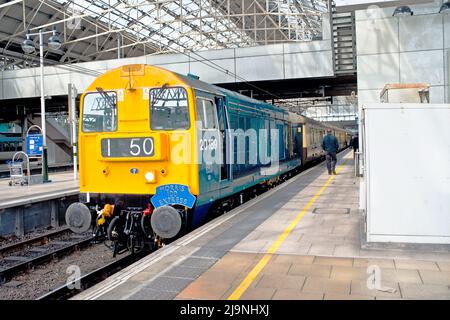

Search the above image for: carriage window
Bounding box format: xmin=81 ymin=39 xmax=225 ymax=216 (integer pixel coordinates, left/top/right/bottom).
xmin=82 ymin=91 xmax=117 ymax=132
xmin=196 ymin=98 xmax=218 ymax=130
xmin=150 ymin=87 xmax=190 ymax=130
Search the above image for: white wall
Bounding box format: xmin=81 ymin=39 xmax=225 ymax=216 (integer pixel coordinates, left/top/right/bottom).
xmin=356 ymin=0 xmax=450 ymax=105
xmin=356 ymin=1 xmax=450 ymax=242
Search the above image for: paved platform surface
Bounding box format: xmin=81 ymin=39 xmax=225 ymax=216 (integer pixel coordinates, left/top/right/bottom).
xmin=74 ymin=151 xmax=450 ymax=300
xmin=0 ymin=172 xmax=78 ymax=209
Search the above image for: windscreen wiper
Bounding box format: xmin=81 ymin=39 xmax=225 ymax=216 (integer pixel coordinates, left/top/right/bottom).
xmin=150 ymin=83 xmax=169 ymax=109
xmin=96 ymin=87 xmax=116 ymax=109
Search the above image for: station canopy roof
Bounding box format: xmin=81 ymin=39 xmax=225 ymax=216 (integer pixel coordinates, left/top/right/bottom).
xmin=0 ymin=0 xmax=328 ymax=70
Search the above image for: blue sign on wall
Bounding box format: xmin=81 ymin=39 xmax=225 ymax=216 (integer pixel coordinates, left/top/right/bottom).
xmin=26 ymin=134 xmax=43 ymax=156
xmin=151 ymin=184 xmax=196 ymax=209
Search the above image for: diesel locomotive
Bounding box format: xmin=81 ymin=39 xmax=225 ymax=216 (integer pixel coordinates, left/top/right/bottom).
xmin=65 ymin=64 xmax=349 ymax=255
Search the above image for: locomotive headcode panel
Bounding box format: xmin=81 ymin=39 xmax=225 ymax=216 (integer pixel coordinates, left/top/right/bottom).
xmin=101 ymin=137 xmax=155 ymax=157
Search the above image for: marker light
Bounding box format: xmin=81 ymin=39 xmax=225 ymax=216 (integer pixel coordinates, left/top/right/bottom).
xmin=145 ymin=171 xmax=156 ymax=183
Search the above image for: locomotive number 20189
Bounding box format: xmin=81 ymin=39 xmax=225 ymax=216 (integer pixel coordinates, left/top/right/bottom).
xmin=199 ymin=138 xmax=218 ymax=151
xmin=101 ymin=137 xmax=155 ymax=157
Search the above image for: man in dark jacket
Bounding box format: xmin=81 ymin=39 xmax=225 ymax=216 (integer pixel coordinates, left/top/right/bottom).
xmin=321 ymin=129 xmax=339 ymax=175
xmin=351 ymin=135 xmax=359 ymax=154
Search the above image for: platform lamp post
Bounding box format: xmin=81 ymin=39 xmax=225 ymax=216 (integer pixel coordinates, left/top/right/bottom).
xmin=21 ymin=27 xmax=62 ymax=183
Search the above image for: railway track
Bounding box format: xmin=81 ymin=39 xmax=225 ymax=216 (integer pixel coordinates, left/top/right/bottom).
xmin=38 ymin=251 xmax=147 ymax=300
xmin=1 ymin=155 xmax=333 ymax=299
xmin=0 ymin=227 xmax=149 ymax=300
xmin=0 ymin=228 xmax=93 ymax=283
xmin=0 ymin=227 xmax=71 ymax=255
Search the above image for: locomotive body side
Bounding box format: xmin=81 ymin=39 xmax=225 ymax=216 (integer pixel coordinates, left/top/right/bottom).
xmin=191 ymin=86 xmax=303 ymax=227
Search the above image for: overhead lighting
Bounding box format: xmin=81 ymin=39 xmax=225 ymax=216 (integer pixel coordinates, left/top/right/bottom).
xmin=440 ymin=1 xmax=450 ymax=14
xmin=21 ymin=34 xmax=35 ymax=54
xmin=393 ymin=6 xmax=414 ymax=16
xmin=48 ymin=28 xmax=61 ymax=50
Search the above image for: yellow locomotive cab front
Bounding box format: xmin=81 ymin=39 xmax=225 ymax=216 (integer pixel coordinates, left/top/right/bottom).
xmin=78 ymin=64 xmax=200 ymax=197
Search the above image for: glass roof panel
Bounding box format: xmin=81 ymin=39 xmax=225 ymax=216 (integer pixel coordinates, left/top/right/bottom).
xmin=53 ymin=0 xmax=329 ymax=53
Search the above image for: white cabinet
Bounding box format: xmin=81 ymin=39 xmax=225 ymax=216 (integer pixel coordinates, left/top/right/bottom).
xmin=362 ymin=103 xmax=450 ymax=244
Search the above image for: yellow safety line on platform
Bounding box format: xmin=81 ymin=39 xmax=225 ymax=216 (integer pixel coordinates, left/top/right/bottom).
xmin=227 ymin=159 xmax=349 ymax=300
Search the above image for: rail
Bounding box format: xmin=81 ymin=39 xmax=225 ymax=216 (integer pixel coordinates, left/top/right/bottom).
xmin=38 ymin=251 xmax=147 ymax=300
xmin=0 ymin=227 xmax=70 ymax=255
xmin=0 ymin=232 xmax=93 ymax=283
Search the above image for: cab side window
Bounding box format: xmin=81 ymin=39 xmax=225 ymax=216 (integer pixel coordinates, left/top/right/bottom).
xmin=196 ymin=98 xmax=218 ymax=130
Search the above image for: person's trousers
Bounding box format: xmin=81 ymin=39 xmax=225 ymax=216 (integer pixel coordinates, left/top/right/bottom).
xmin=326 ymin=152 xmax=337 ymax=174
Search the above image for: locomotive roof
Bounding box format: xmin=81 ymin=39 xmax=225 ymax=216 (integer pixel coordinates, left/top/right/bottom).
xmin=175 ymin=68 xmax=349 ymax=134
xmin=103 ymin=65 xmax=349 ymax=134
xmin=217 ymin=87 xmax=286 ymax=114
xmin=175 ymin=72 xmax=225 ymax=97
xmin=175 ymin=71 xmax=287 ymax=116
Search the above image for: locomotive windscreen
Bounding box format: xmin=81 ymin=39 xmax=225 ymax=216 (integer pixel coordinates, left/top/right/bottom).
xmin=82 ymin=91 xmax=117 ymax=132
xmin=149 ymin=87 xmax=190 ymax=130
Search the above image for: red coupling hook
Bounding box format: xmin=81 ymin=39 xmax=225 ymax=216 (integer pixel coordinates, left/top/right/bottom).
xmin=143 ymin=204 xmax=153 ymax=216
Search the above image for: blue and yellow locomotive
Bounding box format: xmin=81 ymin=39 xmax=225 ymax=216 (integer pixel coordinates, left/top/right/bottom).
xmin=65 ymin=64 xmax=348 ymax=254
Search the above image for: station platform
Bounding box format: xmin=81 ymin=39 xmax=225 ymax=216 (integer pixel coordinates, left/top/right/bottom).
xmin=74 ymin=151 xmax=450 ymax=300
xmin=0 ymin=172 xmax=78 ymax=209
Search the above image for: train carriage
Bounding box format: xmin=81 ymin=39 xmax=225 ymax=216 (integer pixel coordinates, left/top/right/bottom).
xmin=65 ymin=64 xmax=349 ymax=255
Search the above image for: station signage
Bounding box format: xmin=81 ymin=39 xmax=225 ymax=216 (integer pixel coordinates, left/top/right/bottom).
xmin=26 ymin=134 xmax=43 ymax=156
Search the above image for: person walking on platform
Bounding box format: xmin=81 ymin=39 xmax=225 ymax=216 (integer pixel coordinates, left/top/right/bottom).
xmin=322 ymin=129 xmax=339 ymax=175
xmin=351 ymin=135 xmax=359 ymax=154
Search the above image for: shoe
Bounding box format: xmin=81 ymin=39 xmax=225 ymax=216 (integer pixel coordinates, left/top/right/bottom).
xmin=333 ymin=170 xmax=337 ymax=175
xmin=328 ymin=172 xmax=332 ymax=175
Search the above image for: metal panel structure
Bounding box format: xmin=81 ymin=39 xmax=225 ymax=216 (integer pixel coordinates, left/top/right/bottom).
xmin=0 ymin=0 xmax=358 ymax=127
xmin=0 ymin=41 xmax=334 ymax=98
xmin=356 ymin=1 xmax=449 ymax=106
xmin=362 ymin=103 xmax=450 ymax=244
xmin=0 ymin=0 xmax=329 ymax=70
xmin=334 ymin=0 xmax=433 ymax=11
xmin=274 ymin=95 xmax=357 ymax=123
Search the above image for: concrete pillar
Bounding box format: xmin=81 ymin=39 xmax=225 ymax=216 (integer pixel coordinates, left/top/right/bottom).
xmin=50 ymin=200 xmax=59 ymax=228
xmin=14 ymin=207 xmax=24 ymax=237
xmin=322 ymin=11 xmax=331 ymax=41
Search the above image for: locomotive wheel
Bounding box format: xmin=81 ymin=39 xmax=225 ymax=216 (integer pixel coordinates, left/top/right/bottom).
xmin=140 ymin=214 xmax=153 ymax=239
xmin=107 ymin=216 xmax=121 ymax=241
xmin=107 ymin=216 xmax=126 ymax=257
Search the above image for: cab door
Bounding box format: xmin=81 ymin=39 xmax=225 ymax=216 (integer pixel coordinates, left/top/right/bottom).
xmin=292 ymin=124 xmax=303 ymax=162
xmin=215 ymin=96 xmax=230 ymax=182
xmin=196 ymin=95 xmax=221 ymax=201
